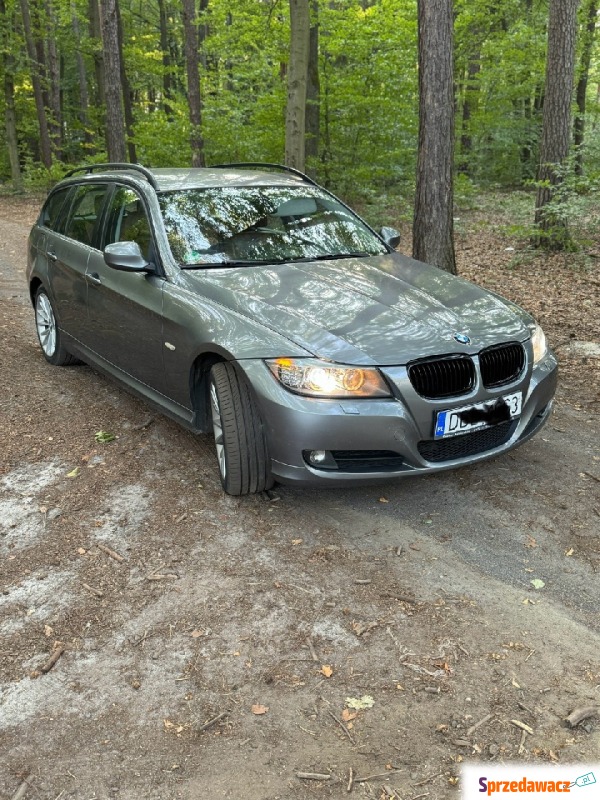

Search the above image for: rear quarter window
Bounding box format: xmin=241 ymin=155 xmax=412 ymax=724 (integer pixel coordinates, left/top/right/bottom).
xmin=39 ymin=187 xmax=72 ymax=233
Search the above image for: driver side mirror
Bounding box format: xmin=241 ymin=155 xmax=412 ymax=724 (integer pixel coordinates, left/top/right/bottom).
xmin=104 ymin=241 xmax=150 ymax=272
xmin=379 ymin=226 xmax=401 ymax=250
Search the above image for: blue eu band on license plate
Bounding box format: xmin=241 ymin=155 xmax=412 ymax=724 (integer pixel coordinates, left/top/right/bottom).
xmin=434 ymin=391 xmax=522 ymax=439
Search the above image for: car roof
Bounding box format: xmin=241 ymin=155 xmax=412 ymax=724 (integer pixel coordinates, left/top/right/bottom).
xmin=59 ymin=164 xmax=310 ymax=193
xmin=151 ymin=167 xmax=307 ymax=191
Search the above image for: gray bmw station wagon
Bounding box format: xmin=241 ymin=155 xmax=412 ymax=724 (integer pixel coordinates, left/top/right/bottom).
xmin=26 ymin=163 xmax=557 ymax=495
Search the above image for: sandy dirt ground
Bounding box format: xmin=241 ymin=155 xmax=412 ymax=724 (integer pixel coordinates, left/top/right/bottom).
xmin=0 ymin=195 xmax=598 ymax=800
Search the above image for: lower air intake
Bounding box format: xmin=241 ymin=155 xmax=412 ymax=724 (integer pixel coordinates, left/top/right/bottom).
xmin=418 ymin=421 xmax=516 ymax=463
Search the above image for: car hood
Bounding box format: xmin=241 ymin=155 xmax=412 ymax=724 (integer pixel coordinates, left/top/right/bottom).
xmin=182 ymin=253 xmax=531 ymax=365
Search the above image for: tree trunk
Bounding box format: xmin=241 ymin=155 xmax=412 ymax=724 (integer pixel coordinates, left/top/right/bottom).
xmin=534 ymin=0 xmax=580 ymax=249
xmin=198 ymin=0 xmax=209 ymax=69
xmin=0 ymin=0 xmax=22 ymax=187
xmin=574 ymin=0 xmax=598 ymax=175
xmin=305 ymin=0 xmax=320 ymax=177
xmin=99 ymin=0 xmax=127 ymax=161
xmin=19 ymin=0 xmax=53 ymax=167
xmin=115 ymin=0 xmax=137 ymax=162
xmin=459 ymin=54 xmax=480 ymax=176
xmin=89 ymin=0 xmax=105 ymax=107
xmin=182 ymin=0 xmax=205 ymax=167
xmin=44 ymin=0 xmax=63 ymax=157
xmin=413 ymin=0 xmax=456 ymax=274
xmin=71 ymin=2 xmax=93 ymax=148
xmin=158 ymin=0 xmax=173 ymax=117
xmin=285 ymin=0 xmax=310 ymax=172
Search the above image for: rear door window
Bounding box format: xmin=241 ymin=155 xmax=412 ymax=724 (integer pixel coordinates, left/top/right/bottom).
xmin=40 ymin=187 xmax=73 ymax=233
xmin=63 ymin=184 xmax=109 ymax=248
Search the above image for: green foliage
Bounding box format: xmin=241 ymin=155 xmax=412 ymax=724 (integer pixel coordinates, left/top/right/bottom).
xmin=21 ymin=158 xmax=73 ymax=190
xmin=454 ymin=173 xmax=479 ymax=210
xmin=454 ymin=0 xmax=548 ymax=185
xmin=1 ymin=0 xmax=599 ymax=258
xmin=134 ymin=103 xmax=191 ymax=167
xmin=532 ymin=140 xmax=600 ymax=250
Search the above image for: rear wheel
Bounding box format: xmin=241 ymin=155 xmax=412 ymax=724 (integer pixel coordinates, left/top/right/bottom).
xmin=209 ymin=362 xmax=273 ymax=495
xmin=34 ymin=287 xmax=79 ymax=366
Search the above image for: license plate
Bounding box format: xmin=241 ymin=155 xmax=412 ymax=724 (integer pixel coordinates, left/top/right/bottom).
xmin=434 ymin=392 xmax=522 ymax=439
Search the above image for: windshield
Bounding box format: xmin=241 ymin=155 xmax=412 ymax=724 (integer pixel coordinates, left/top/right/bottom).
xmin=158 ymin=185 xmax=388 ymax=266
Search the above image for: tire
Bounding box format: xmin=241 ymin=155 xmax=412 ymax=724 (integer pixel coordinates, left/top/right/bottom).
xmin=34 ymin=287 xmax=79 ymax=366
xmin=209 ymin=362 xmax=273 ymax=495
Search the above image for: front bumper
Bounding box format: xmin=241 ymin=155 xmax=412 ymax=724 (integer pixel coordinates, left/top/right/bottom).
xmin=236 ymin=348 xmax=558 ymax=487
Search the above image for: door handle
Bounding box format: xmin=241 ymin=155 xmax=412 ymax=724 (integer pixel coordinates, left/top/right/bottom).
xmin=47 ymin=251 xmax=57 ymax=262
xmin=86 ymin=272 xmax=102 ymax=285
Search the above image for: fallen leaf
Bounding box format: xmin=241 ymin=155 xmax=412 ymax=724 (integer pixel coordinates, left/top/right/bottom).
xmin=251 ymin=704 xmax=269 ymax=715
xmin=565 ymin=548 xmax=574 ymax=557
xmin=320 ymin=665 xmax=333 ymax=678
xmin=77 ymin=547 xmax=86 ymax=555
xmin=291 ymin=538 xmax=303 ymax=545
xmin=44 ymin=625 xmax=53 ymax=637
xmin=379 ymin=497 xmax=389 ymax=503
xmin=345 ymin=695 xmax=375 ymax=710
xmin=530 ymin=579 xmax=545 ymax=590
xmin=352 ymin=620 xmax=378 ymax=637
xmin=341 ymin=709 xmax=357 ymax=722
xmin=190 ymin=630 xmax=204 ymax=638
xmin=66 ymin=467 xmax=80 ymax=478
xmin=525 ymin=535 xmax=537 ymax=548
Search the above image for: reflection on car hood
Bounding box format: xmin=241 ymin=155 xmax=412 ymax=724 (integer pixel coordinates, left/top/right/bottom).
xmin=182 ymin=252 xmax=530 ymax=365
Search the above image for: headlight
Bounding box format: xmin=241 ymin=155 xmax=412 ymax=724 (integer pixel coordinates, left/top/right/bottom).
xmin=530 ymin=324 xmax=547 ymax=364
xmin=266 ymin=358 xmax=391 ymax=398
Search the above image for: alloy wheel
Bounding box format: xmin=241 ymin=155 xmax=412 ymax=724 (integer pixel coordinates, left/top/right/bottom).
xmin=35 ymin=293 xmax=57 ymax=357
xmin=210 ymin=382 xmax=227 ymax=479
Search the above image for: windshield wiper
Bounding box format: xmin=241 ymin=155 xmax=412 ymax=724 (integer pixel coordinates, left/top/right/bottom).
xmin=181 ymin=257 xmax=291 ymax=269
xmin=308 ymin=251 xmax=378 ymax=261
xmin=180 ymin=251 xmax=380 ymax=269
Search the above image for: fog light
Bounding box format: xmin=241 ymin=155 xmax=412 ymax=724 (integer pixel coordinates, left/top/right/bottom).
xmin=309 ymin=450 xmax=327 ymax=464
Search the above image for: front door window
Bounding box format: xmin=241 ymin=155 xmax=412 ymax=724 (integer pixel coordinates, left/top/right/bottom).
xmin=104 ymin=187 xmax=154 ymax=264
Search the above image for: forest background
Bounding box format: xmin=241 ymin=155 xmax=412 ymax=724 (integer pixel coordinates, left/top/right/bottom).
xmin=1 ymin=0 xmax=600 ymax=259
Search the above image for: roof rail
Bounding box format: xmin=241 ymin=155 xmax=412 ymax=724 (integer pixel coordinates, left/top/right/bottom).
xmin=209 ymin=162 xmax=317 ymax=187
xmin=63 ymin=163 xmax=159 ymax=191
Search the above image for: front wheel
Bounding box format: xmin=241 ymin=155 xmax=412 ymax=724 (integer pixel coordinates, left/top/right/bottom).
xmin=34 ymin=287 xmax=79 ymax=366
xmin=209 ymin=362 xmax=273 ymax=495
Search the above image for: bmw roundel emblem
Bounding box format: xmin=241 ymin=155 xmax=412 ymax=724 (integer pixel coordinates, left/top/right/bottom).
xmin=454 ymin=332 xmax=471 ymax=345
